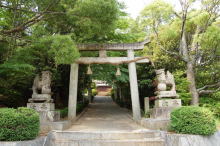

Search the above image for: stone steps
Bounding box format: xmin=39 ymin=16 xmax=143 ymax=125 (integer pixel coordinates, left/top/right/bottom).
xmin=44 ymin=130 xmax=165 ymax=146
xmin=48 ymin=138 xmax=164 ymax=146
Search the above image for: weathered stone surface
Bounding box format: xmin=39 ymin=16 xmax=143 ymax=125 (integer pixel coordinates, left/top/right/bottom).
xmin=155 ymin=99 xmax=181 ymax=108
xmin=32 ymin=71 xmax=52 ymax=95
xmin=155 ymin=91 xmax=179 ymax=98
xmin=29 ymin=94 xmax=52 ymax=102
xmin=39 ymin=111 xmax=60 ymax=122
xmin=68 ymin=63 xmax=79 ymax=120
xmin=165 ymin=131 xmax=220 ymax=146
xmin=40 ymin=120 xmax=72 ymax=133
xmin=155 ymin=69 xmax=179 ymax=99
xmin=150 ymin=107 xmax=178 ymax=119
xmin=128 ymin=49 xmax=141 ymax=121
xmin=140 ymin=118 xmax=170 ymax=131
xmin=144 ymin=97 xmax=150 ymax=114
xmin=77 ymin=40 xmax=149 ymax=51
xmin=0 ymin=137 xmax=46 ymax=146
xmin=27 ymin=103 xmax=55 ymax=111
xmin=45 ymin=130 xmax=165 ymax=146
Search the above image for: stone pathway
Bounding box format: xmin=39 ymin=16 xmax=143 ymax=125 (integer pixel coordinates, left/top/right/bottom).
xmin=66 ymin=96 xmax=144 ymax=131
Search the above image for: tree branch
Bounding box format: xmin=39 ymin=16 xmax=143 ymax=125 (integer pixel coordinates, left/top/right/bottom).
xmin=0 ymin=0 xmax=64 ymax=35
xmin=1 ymin=13 xmax=44 ymax=34
xmin=197 ymin=82 xmax=220 ymax=91
xmin=198 ymin=87 xmax=220 ymax=95
xmin=197 ymin=82 xmax=220 ymax=95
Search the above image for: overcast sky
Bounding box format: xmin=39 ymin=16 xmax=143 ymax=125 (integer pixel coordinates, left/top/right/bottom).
xmin=119 ymin=0 xmax=199 ymax=18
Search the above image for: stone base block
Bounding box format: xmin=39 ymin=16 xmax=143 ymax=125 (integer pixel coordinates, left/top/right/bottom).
xmin=150 ymin=107 xmax=178 ymax=119
xmin=39 ymin=111 xmax=60 ymax=123
xmin=27 ymin=103 xmax=55 ymax=111
xmin=29 ymin=94 xmax=53 ymax=102
xmin=155 ymin=99 xmax=182 ymax=108
xmin=40 ymin=120 xmax=72 ymax=133
xmin=140 ymin=118 xmax=170 ymax=131
xmin=155 ymin=91 xmax=179 ymax=98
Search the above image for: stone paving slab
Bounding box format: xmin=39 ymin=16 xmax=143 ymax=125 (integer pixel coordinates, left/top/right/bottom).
xmin=66 ymin=96 xmax=145 ymax=131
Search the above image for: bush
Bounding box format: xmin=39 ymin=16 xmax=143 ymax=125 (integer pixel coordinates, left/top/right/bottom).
xmin=92 ymin=89 xmax=98 ymax=96
xmin=58 ymin=100 xmax=89 ymax=118
xmin=170 ymin=106 xmax=217 ymax=135
xmin=77 ymin=100 xmax=89 ymax=113
xmin=200 ymin=92 xmax=220 ymax=119
xmin=59 ymin=107 xmax=68 ymax=118
xmin=0 ymin=107 xmax=40 ymax=141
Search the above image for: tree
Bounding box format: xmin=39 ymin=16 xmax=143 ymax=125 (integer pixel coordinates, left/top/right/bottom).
xmin=0 ymin=0 xmax=122 ymax=107
xmin=140 ymin=0 xmax=220 ymax=105
xmin=177 ymin=0 xmax=220 ymax=105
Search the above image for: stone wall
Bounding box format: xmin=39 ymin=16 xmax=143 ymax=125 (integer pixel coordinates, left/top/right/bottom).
xmin=0 ymin=137 xmax=46 ymax=146
xmin=1 ymin=131 xmax=220 ymax=146
xmin=165 ymin=131 xmax=220 ymax=146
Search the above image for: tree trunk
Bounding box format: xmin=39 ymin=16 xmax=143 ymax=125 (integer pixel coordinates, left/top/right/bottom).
xmin=186 ymin=61 xmax=199 ymax=105
xmin=180 ymin=30 xmax=199 ymax=105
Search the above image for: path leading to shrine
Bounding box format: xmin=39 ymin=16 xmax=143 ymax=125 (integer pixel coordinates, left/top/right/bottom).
xmin=46 ymin=96 xmax=165 ymax=146
xmin=67 ymin=96 xmax=144 ymax=131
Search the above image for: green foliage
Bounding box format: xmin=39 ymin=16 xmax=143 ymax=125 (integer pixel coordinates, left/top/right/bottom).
xmin=59 ymin=107 xmax=68 ymax=118
xmin=76 ymin=101 xmax=89 ymax=113
xmin=48 ymin=35 xmax=80 ymax=65
xmin=70 ymin=0 xmax=120 ymax=41
xmin=140 ymin=0 xmax=173 ymax=32
xmin=200 ymin=24 xmax=220 ymax=55
xmin=170 ymin=106 xmax=217 ymax=135
xmin=0 ymin=107 xmax=39 ymax=141
xmin=92 ymin=89 xmax=98 ymax=96
xmin=173 ymin=71 xmax=191 ymax=105
xmin=58 ymin=101 xmax=89 ymax=118
xmin=31 ymin=34 xmax=80 ymax=66
xmin=200 ymin=92 xmax=220 ymax=119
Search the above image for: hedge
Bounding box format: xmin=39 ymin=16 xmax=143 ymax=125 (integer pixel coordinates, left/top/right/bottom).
xmin=170 ymin=106 xmax=217 ymax=135
xmin=0 ymin=107 xmax=40 ymax=141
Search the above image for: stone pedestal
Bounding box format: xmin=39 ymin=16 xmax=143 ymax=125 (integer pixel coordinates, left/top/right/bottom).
xmin=27 ymin=103 xmax=55 ymax=111
xmin=155 ymin=91 xmax=179 ymax=98
xmin=39 ymin=111 xmax=60 ymax=122
xmin=155 ymin=99 xmax=181 ymax=108
xmin=29 ymin=94 xmax=53 ymax=103
xmin=27 ymin=102 xmax=60 ymax=122
xmin=151 ymin=99 xmax=182 ymax=119
xmin=151 ymin=107 xmax=176 ymax=119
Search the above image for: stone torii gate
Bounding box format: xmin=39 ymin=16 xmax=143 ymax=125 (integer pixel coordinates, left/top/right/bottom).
xmin=68 ymin=40 xmax=150 ymax=121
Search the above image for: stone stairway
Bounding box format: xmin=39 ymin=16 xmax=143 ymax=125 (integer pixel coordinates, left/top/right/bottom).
xmin=44 ymin=129 xmax=165 ymax=146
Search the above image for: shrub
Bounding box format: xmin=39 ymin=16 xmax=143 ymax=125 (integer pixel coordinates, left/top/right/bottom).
xmin=92 ymin=89 xmax=98 ymax=96
xmin=77 ymin=100 xmax=89 ymax=113
xmin=0 ymin=107 xmax=40 ymax=141
xmin=59 ymin=107 xmax=68 ymax=118
xmin=58 ymin=101 xmax=89 ymax=118
xmin=170 ymin=106 xmax=217 ymax=135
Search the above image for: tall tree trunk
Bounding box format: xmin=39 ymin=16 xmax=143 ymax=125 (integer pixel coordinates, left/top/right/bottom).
xmin=180 ymin=31 xmax=199 ymax=105
xmin=186 ymin=61 xmax=199 ymax=105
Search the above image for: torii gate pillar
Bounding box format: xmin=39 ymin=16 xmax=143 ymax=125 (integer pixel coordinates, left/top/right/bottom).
xmin=68 ymin=63 xmax=79 ymax=120
xmin=127 ymin=49 xmax=141 ymax=120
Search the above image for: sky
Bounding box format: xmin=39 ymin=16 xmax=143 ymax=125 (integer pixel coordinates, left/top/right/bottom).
xmin=119 ymin=0 xmax=199 ymax=18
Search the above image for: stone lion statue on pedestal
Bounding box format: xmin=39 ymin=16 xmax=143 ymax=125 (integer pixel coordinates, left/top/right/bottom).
xmin=32 ymin=71 xmax=52 ymax=95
